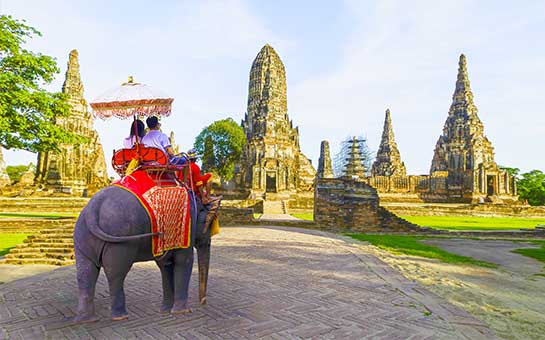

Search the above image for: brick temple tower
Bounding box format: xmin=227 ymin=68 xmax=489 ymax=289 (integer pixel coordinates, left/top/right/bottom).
xmin=430 ymin=54 xmax=516 ymax=202
xmin=317 ymin=141 xmax=334 ymax=179
xmin=35 ymin=50 xmax=109 ymax=196
xmin=236 ymin=44 xmax=315 ymax=198
xmin=371 ymin=109 xmax=407 ymax=177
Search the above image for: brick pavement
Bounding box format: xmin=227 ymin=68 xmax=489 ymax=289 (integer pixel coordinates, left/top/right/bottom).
xmin=0 ymin=226 xmax=497 ymax=339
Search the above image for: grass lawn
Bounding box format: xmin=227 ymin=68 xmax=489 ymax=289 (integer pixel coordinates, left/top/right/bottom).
xmin=347 ymin=233 xmax=497 ymax=268
xmin=292 ymin=213 xmax=545 ymax=230
xmin=0 ymin=212 xmax=78 ymax=219
xmin=400 ymin=215 xmax=545 ymax=230
xmin=512 ymin=240 xmax=545 ymax=264
xmin=0 ymin=233 xmax=29 ymax=256
xmin=291 ymin=213 xmax=313 ymax=221
xmin=253 ymin=213 xmax=262 ymax=219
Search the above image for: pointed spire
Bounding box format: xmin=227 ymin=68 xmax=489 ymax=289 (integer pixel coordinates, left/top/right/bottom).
xmin=317 ymin=140 xmax=334 ymax=178
xmin=371 ymin=109 xmax=406 ymax=177
xmin=452 ymin=53 xmax=475 ymax=108
xmin=62 ymin=49 xmax=84 ymax=100
xmin=382 ymin=108 xmax=393 ymax=140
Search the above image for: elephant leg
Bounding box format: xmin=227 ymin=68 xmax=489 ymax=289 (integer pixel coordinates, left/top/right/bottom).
xmin=156 ymin=258 xmax=174 ymax=313
xmin=102 ymin=245 xmax=135 ymax=320
xmin=171 ymin=248 xmax=194 ymax=314
xmin=196 ymin=241 xmax=211 ymax=305
xmin=74 ymin=247 xmax=100 ymax=323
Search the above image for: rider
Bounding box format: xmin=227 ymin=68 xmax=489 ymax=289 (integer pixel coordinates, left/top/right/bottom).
xmin=141 ymin=116 xmax=186 ymax=165
xmin=185 ymin=149 xmax=212 ymax=204
xmin=123 ymin=120 xmax=145 ymax=148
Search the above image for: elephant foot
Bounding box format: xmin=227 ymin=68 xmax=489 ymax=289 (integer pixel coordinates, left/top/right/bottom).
xmin=171 ymin=308 xmax=192 ymax=315
xmin=160 ymin=304 xmax=172 ymax=314
xmin=200 ymin=297 xmax=207 ymax=305
xmin=171 ymin=302 xmax=192 ymax=315
xmin=72 ymin=314 xmax=99 ymax=324
xmin=112 ymin=314 xmax=129 ymax=321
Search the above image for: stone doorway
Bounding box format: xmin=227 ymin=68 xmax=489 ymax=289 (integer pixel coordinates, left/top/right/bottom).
xmin=266 ymin=171 xmax=277 ymax=193
xmin=487 ymin=175 xmax=496 ymax=196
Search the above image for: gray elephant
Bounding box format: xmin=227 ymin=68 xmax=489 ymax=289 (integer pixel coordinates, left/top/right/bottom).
xmin=73 ymin=185 xmax=212 ymax=323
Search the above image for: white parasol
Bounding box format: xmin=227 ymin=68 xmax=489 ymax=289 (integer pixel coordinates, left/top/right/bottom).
xmin=90 ymin=76 xmax=174 ymax=119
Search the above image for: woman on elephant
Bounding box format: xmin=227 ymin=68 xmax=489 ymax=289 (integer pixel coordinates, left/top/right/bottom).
xmin=123 ymin=119 xmax=146 ymax=148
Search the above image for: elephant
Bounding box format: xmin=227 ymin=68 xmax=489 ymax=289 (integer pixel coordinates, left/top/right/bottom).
xmin=72 ymin=185 xmax=212 ymax=323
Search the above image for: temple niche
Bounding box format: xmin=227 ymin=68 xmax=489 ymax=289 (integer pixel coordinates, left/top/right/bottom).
xmin=235 ymin=44 xmax=316 ymax=198
xmin=35 ymin=50 xmax=109 ymax=196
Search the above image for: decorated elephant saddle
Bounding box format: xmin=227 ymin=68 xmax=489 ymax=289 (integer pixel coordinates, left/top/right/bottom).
xmin=112 ymin=170 xmax=191 ymax=256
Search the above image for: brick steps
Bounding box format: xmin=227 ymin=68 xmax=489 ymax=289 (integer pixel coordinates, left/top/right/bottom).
xmin=1 ymin=219 xmax=76 ymax=266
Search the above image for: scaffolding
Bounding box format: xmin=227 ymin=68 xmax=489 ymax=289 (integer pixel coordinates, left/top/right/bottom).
xmin=332 ymin=136 xmax=374 ymax=178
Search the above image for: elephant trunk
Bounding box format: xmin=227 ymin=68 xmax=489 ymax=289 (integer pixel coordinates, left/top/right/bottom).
xmin=197 ymin=243 xmax=210 ymax=305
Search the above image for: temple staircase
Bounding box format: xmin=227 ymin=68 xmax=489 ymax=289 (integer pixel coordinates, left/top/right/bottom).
xmin=1 ymin=219 xmax=76 ymax=266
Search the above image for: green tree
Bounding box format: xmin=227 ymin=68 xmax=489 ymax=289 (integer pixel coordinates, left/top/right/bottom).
xmin=202 ymin=134 xmax=216 ymax=172
xmin=194 ymin=118 xmax=246 ymax=180
xmin=5 ymin=164 xmax=28 ymax=183
xmin=500 ymin=166 xmax=520 ymax=178
xmin=0 ymin=15 xmax=82 ymax=152
xmin=517 ymin=170 xmax=545 ymax=206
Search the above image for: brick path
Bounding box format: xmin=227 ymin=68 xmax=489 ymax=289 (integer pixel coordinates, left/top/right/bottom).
xmin=0 ymin=226 xmax=496 ymax=339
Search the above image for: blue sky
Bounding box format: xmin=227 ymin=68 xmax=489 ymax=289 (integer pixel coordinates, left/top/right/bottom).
xmin=2 ymin=0 xmax=545 ymax=176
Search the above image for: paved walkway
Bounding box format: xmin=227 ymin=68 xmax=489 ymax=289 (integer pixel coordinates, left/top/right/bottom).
xmin=0 ymin=226 xmax=496 ymax=339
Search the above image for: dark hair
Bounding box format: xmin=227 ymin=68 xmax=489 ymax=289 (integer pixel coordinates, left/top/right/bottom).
xmin=146 ymin=116 xmax=159 ymax=129
xmin=129 ymin=120 xmax=145 ymax=138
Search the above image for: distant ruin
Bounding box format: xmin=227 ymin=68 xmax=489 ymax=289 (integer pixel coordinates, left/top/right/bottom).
xmin=338 ymin=54 xmax=517 ymax=204
xmin=34 ymin=50 xmax=109 ymax=196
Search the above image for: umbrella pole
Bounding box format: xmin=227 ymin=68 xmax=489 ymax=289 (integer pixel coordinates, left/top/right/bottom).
xmin=133 ymin=114 xmax=140 ymax=153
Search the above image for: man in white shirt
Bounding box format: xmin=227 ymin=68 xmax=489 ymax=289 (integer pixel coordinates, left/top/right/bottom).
xmin=142 ymin=116 xmax=187 ymax=165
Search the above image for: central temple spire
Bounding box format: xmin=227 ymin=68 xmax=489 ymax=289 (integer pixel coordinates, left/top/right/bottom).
xmin=247 ymin=44 xmax=287 ymax=123
xmin=237 ymin=45 xmax=315 ymax=196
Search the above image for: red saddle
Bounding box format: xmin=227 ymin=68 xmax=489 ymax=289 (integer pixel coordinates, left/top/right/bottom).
xmin=112 ymin=146 xmax=184 ymax=176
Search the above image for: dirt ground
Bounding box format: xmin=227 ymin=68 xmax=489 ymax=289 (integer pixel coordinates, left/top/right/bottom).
xmin=359 ymin=238 xmax=545 ymax=340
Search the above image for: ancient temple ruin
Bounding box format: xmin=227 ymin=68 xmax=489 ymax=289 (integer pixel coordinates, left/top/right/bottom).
xmin=317 ymin=141 xmax=334 ymax=179
xmin=365 ymin=54 xmax=517 ymax=203
xmin=429 ymin=54 xmax=516 ymax=202
xmin=235 ymin=44 xmax=315 ymax=198
xmin=0 ymin=148 xmax=11 ymax=188
xmin=342 ymin=137 xmax=367 ymax=180
xmin=35 ymin=50 xmax=109 ymax=196
xmin=371 ymin=109 xmax=406 ymax=177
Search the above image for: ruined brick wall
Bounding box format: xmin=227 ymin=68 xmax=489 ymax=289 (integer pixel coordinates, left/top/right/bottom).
xmin=314 ymin=178 xmax=419 ymax=232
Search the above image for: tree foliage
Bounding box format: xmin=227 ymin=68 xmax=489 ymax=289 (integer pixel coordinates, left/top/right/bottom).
xmin=517 ymin=170 xmax=545 ymax=206
xmin=0 ymin=15 xmax=82 ymax=152
xmin=5 ymin=164 xmax=28 ymax=183
xmin=194 ymin=118 xmax=246 ymax=180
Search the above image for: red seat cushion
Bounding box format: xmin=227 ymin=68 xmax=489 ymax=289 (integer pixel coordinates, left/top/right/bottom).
xmin=112 ymin=146 xmax=169 ymax=173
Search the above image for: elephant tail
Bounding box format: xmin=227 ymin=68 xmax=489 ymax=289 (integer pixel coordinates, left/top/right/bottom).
xmin=84 ymin=209 xmax=162 ymax=243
